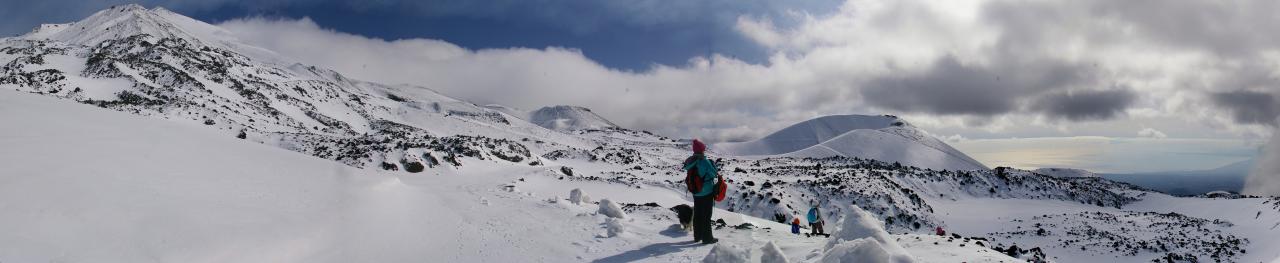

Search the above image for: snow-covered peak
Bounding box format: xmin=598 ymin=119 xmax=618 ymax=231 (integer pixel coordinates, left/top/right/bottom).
xmin=719 ymin=115 xmax=904 ymax=155
xmin=22 ymin=4 xmax=234 ymax=48
xmin=528 ymin=105 xmax=619 ymax=131
xmin=1034 ymin=168 xmax=1100 ymax=178
xmin=716 ymin=114 xmax=987 ymax=171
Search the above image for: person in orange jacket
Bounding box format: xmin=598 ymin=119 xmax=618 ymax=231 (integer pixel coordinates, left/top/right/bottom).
xmin=791 ymin=218 xmax=802 ymax=234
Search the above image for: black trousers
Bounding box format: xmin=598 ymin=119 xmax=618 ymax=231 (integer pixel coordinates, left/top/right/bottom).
xmin=693 ymin=195 xmax=715 ymax=241
xmin=811 ymin=222 xmax=824 ymax=234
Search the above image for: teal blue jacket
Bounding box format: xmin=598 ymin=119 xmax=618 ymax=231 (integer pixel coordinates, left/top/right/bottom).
xmin=683 ymin=154 xmax=718 ymax=197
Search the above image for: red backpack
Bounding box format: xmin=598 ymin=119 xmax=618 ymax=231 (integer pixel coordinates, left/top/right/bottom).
xmin=714 ymin=176 xmax=726 ymax=201
xmin=684 ymin=159 xmax=727 ymax=202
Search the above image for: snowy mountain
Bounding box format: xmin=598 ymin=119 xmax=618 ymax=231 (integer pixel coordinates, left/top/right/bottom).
xmin=3 ymin=5 xmax=1280 ymax=263
xmin=1033 ymin=168 xmax=1099 ymax=178
xmin=23 ymin=5 xmax=233 ymax=48
xmin=528 ymin=105 xmax=620 ymax=131
xmin=716 ymin=115 xmax=988 ymax=171
xmin=0 ymin=4 xmax=612 ymax=171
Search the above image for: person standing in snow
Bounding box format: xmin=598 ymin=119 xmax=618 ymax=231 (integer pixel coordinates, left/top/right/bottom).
xmin=682 ymin=139 xmax=719 ymax=244
xmin=807 ymin=203 xmax=824 ymax=235
xmin=791 ymin=218 xmax=801 ymax=234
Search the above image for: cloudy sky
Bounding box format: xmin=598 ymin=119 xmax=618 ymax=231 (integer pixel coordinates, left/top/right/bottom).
xmin=4 ymin=0 xmax=1278 ymax=174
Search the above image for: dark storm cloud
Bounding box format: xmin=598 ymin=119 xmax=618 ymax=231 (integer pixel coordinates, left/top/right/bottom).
xmin=0 ymin=0 xmax=841 ymax=70
xmin=860 ymin=55 xmax=1094 ymax=117
xmin=981 ymin=0 xmax=1280 ymax=58
xmin=974 ymin=0 xmax=1280 ymax=125
xmin=1086 ymin=0 xmax=1280 ymax=58
xmin=1032 ymin=88 xmax=1136 ymax=122
xmin=1211 ymin=90 xmax=1279 ymax=126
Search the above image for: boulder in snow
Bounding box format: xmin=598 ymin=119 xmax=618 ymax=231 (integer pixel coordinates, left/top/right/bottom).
xmin=598 ymin=199 xmax=626 ymax=219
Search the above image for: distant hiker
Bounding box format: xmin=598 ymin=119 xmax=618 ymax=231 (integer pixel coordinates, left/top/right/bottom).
xmin=807 ymin=204 xmax=824 ymax=235
xmin=936 ymin=226 xmax=946 ymax=236
xmin=683 ymin=139 xmax=724 ymax=244
xmin=791 ymin=218 xmax=801 ymax=234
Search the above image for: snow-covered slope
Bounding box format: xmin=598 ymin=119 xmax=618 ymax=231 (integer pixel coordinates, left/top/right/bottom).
xmin=528 ymin=105 xmax=620 ymax=131
xmin=0 ymin=4 xmax=611 ymax=170
xmin=0 ymin=89 xmax=588 ymax=262
xmin=0 ymin=89 xmax=1021 ymax=262
xmin=716 ymin=115 xmax=987 ymax=171
xmin=1033 ymin=168 xmax=1099 ymax=178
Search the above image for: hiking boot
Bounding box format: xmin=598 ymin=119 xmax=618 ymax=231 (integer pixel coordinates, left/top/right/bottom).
xmin=702 ymin=238 xmax=718 ymax=245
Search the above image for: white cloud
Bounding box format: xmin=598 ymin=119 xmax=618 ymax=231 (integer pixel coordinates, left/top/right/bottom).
xmin=937 ymin=134 xmax=968 ymax=144
xmin=216 ymin=0 xmax=1277 ymax=147
xmin=218 ymin=17 xmax=869 ymax=142
xmin=1138 ymin=128 xmax=1168 ymax=139
xmin=733 ymin=0 xmax=1278 ymax=140
xmin=1246 ymin=118 xmax=1280 ymax=197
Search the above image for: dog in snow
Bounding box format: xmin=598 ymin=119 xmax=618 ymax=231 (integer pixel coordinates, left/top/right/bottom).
xmin=669 ymin=204 xmax=693 ymax=231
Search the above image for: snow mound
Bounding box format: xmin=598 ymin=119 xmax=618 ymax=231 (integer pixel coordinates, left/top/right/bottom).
xmin=823 ymin=238 xmax=895 ymax=263
xmin=716 ymin=115 xmax=986 ymax=171
xmin=598 ymin=199 xmax=627 ymax=219
xmin=1034 ymin=167 xmax=1099 ymax=178
xmin=702 ymin=244 xmax=750 ymax=263
xmin=761 ymin=241 xmax=790 ymax=263
xmin=570 ymin=188 xmax=585 ymax=205
xmin=824 ymin=205 xmax=913 ymax=263
xmin=528 ymin=105 xmax=619 ymax=131
xmin=604 ymin=218 xmax=627 ymax=238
